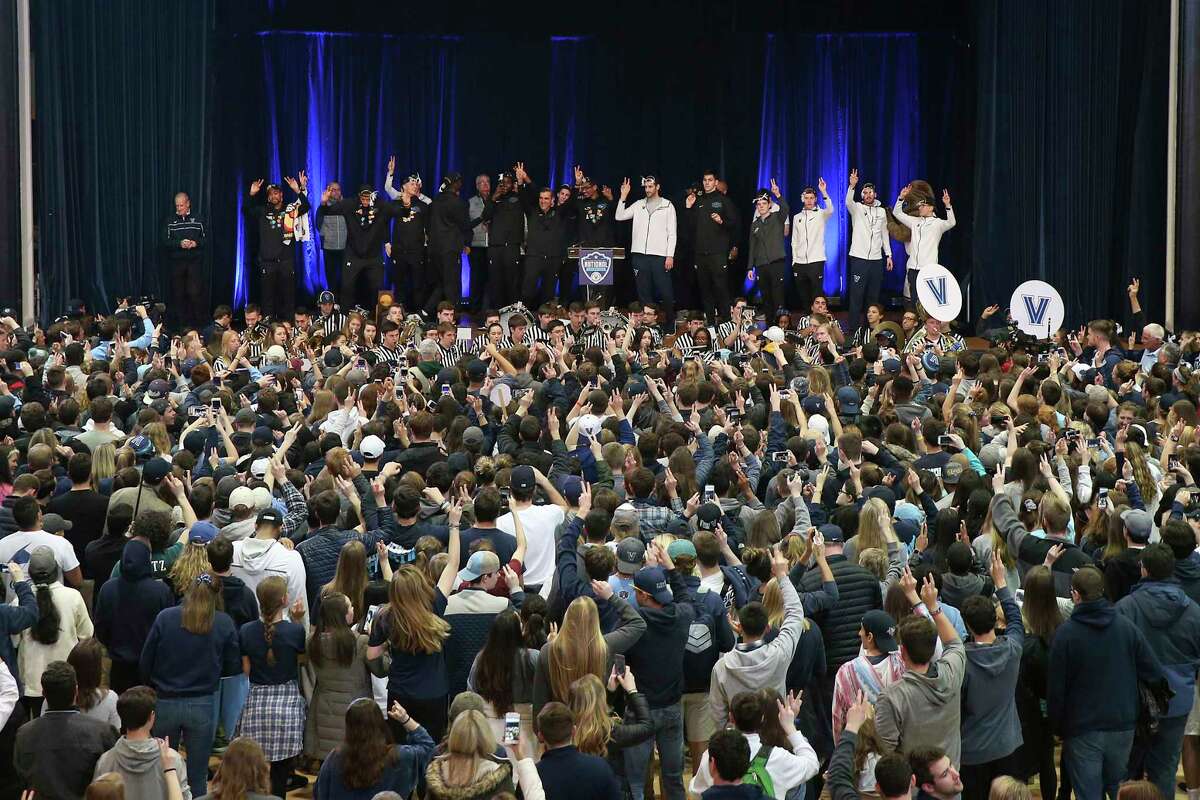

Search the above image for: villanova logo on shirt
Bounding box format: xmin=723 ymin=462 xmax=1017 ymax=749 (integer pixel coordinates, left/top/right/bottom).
xmin=1022 ymin=295 xmax=1052 ymax=326
xmin=579 ymin=248 xmax=615 ymax=286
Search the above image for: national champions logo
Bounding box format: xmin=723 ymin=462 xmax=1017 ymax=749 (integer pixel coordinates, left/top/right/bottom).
xmin=579 ymin=248 xmax=614 ymax=286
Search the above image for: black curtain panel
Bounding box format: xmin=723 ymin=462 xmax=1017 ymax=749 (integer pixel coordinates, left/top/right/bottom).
xmin=970 ymin=0 xmax=1169 ymax=328
xmin=1177 ymin=0 xmax=1200 ymax=329
xmin=33 ymin=0 xmax=215 ymax=320
xmin=0 ymin=1 xmax=20 ymax=308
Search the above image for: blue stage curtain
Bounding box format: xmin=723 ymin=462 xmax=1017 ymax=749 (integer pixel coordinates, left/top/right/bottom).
xmin=971 ymin=0 xmax=1167 ymax=325
xmin=757 ymin=33 xmax=935 ymax=299
xmin=215 ymin=32 xmax=462 ymax=307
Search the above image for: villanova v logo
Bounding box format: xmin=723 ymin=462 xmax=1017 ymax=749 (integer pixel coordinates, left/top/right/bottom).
xmin=1022 ymin=295 xmax=1051 ymax=326
xmin=924 ymin=277 xmax=948 ymax=306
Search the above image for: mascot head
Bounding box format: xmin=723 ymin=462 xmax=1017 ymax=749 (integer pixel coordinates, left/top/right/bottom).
xmin=886 ymin=179 xmax=934 ymax=243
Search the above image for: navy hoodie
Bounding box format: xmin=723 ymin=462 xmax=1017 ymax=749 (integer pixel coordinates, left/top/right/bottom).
xmin=140 ymin=603 xmax=241 ymax=697
xmin=94 ymin=541 xmax=175 ymax=664
xmin=1047 ymin=598 xmax=1164 ymax=737
xmin=220 ymin=574 xmax=260 ymax=628
xmin=1174 ymin=553 xmax=1200 ymax=605
xmin=1116 ymin=579 xmax=1200 ymax=718
xmin=626 ymin=569 xmax=696 ymax=708
xmin=680 ymin=575 xmax=736 ymax=694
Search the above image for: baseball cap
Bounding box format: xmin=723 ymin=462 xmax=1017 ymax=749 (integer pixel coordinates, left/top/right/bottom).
xmin=882 ymin=357 xmax=903 ymax=373
xmin=818 ymin=523 xmax=844 ymax=543
xmin=250 ymin=458 xmax=270 ymax=479
xmin=893 ymin=501 xmax=924 ymax=528
xmin=42 ymin=513 xmax=73 ymax=534
xmin=695 ymin=502 xmax=722 ymax=531
xmin=616 ymin=537 xmax=646 ymax=573
xmin=457 ymin=550 xmax=501 ymax=583
xmin=28 ymin=547 xmax=58 ymax=583
xmin=862 ymin=610 xmax=899 ymax=653
xmin=462 ymin=427 xmax=485 ymax=449
xmin=229 ymin=486 xmax=256 ymax=510
xmin=265 ymin=345 xmax=288 ymax=362
xmin=360 ymin=435 xmax=385 ymax=460
xmin=257 ymin=507 xmax=284 ymax=527
xmin=612 ymin=508 xmax=639 ymax=537
xmin=318 ymin=290 xmax=335 ymax=305
xmin=763 ymin=326 xmax=785 ymax=344
xmin=465 ymin=360 xmax=488 ymax=381
xmin=143 ymin=379 xmax=170 ymax=404
xmin=667 ymin=539 xmax=697 ymax=560
xmin=188 ymin=521 xmax=220 ymax=545
xmin=252 ymin=426 xmax=275 ymax=447
xmin=557 ymin=475 xmax=583 ymax=506
xmin=142 ymin=458 xmax=172 ymax=484
xmin=1121 ymin=508 xmax=1154 ymax=543
xmin=942 ymin=461 xmax=965 ymax=485
xmin=801 ymin=394 xmax=825 ymax=416
xmin=634 ymin=566 xmax=672 ymax=605
xmin=836 ymin=386 xmax=861 ymax=416
xmin=128 ymin=435 xmax=154 ymax=459
xmin=511 ymin=465 xmax=535 ymax=493
xmin=864 ymin=485 xmax=896 ymax=514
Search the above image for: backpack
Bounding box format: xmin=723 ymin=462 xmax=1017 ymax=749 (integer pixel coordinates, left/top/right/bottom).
xmin=742 ymin=745 xmax=775 ymax=798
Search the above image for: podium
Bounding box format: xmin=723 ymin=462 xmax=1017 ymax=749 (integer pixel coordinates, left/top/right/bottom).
xmin=568 ymin=245 xmax=626 ymax=304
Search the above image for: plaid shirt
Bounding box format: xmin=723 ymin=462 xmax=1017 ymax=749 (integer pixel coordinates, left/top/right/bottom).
xmin=278 ymin=480 xmax=309 ymax=540
xmin=629 ymin=497 xmax=687 ymax=538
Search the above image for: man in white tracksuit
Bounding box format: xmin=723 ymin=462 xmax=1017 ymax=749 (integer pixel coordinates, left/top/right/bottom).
xmin=616 ymin=175 xmax=678 ymax=322
xmin=892 ymin=184 xmax=956 ymax=306
xmin=845 ymin=169 xmax=893 ymax=332
xmin=790 ymin=178 xmax=834 ymax=313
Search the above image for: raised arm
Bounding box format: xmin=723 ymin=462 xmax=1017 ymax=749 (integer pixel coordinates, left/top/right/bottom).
xmin=436 ymin=500 xmax=464 ymax=598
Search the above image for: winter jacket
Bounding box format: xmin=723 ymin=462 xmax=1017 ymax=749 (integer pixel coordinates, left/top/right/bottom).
xmin=709 ymin=577 xmax=804 ymax=727
xmin=304 ymin=633 xmax=372 ymax=758
xmin=991 ymin=493 xmax=1092 ymax=597
xmin=626 ymin=569 xmax=696 ymax=707
xmin=615 ymin=196 xmax=678 ymax=258
xmin=231 ymin=537 xmax=308 ymax=630
xmin=1176 ymin=552 xmax=1200 ymax=605
xmin=94 ymin=736 xmax=192 ymax=800
xmin=297 ymin=526 xmax=384 ymax=611
xmin=1116 ymin=579 xmax=1200 ymax=718
xmin=876 ymin=638 xmax=967 ymax=766
xmin=747 ymin=198 xmax=790 ymax=268
xmin=680 ymin=575 xmax=736 ymax=695
xmin=15 ymin=710 xmax=118 ymax=800
xmin=425 ymin=756 xmax=513 ymax=800
xmin=1048 ymin=598 xmax=1164 ymax=737
xmin=844 ymin=188 xmax=891 ymax=260
xmin=799 ymin=554 xmax=882 ymax=673
xmin=790 ymin=202 xmax=833 ymax=265
xmin=961 ymin=587 xmax=1026 ymax=765
xmin=689 ymin=190 xmax=740 ymax=256
xmin=445 ymin=587 xmax=524 ymax=700
xmin=0 ymin=577 xmax=37 ymax=693
xmin=93 ymin=541 xmax=175 ymax=666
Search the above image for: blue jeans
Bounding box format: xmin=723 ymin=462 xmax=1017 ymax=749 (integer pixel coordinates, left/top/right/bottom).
xmin=624 ymin=703 xmax=684 ymax=800
xmin=211 ymin=673 xmax=250 ymax=739
xmin=632 ymin=254 xmax=674 ymax=321
xmin=1129 ymin=713 xmax=1189 ymax=800
xmin=1064 ymin=728 xmax=1135 ymax=800
xmin=153 ymin=694 xmax=217 ymax=797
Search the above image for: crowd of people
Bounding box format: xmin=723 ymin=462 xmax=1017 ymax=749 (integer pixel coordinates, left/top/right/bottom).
xmin=1 ymin=234 xmax=1199 ymax=800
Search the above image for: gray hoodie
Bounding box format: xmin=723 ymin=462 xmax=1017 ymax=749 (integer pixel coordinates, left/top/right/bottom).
xmin=960 ymin=587 xmax=1026 ymax=765
xmin=708 ymin=577 xmax=805 ymax=727
xmin=875 ymin=636 xmax=966 ymax=766
xmin=94 ymin=736 xmax=193 ymax=800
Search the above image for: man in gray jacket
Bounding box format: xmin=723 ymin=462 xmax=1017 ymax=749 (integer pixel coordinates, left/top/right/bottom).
xmin=708 ymin=546 xmax=805 ymax=727
xmin=746 ymin=180 xmax=790 ymax=315
xmin=874 ymin=568 xmax=966 ymax=767
xmin=94 ymin=686 xmax=191 ymax=800
xmin=958 ymin=552 xmax=1026 ymax=800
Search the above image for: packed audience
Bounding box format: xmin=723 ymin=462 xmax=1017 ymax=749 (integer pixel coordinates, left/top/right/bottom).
xmin=0 ymin=262 xmax=1196 ymax=800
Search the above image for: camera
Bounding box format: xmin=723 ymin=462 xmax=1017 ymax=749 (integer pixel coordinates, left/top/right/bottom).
xmin=938 ymin=434 xmax=952 ymax=446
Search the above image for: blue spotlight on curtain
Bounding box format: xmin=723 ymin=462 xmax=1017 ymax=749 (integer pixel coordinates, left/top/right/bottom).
xmin=548 ymin=37 xmax=589 ymax=189
xmin=757 ymin=33 xmax=923 ymax=300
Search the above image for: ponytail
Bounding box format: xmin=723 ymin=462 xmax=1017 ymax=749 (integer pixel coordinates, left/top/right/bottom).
xmin=255 ymin=576 xmax=289 ymax=667
xmin=32 ymin=582 xmax=61 ymax=645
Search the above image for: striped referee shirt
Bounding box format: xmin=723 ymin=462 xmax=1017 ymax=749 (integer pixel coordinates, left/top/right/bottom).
xmin=437 ymin=341 xmax=471 ymax=368
xmin=528 ymin=325 xmax=555 ymax=345
xmin=577 ymin=325 xmax=608 ymax=351
xmin=314 ymin=312 xmax=347 ymax=340
xmin=368 ymin=344 xmax=405 ymax=367
xmin=716 ymin=319 xmax=756 ymax=354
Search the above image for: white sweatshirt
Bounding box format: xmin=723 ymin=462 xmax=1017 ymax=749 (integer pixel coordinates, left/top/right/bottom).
xmin=615 ymin=196 xmax=678 ymax=257
xmin=845 ymin=187 xmax=892 ymax=260
xmin=892 ymin=199 xmax=955 ymax=270
xmin=790 ymin=201 xmax=833 ymax=265
xmin=231 ymin=538 xmax=309 ymax=629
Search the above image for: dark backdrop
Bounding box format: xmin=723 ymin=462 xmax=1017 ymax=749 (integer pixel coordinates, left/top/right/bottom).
xmin=30 ymin=0 xmax=1172 ymax=331
xmin=971 ymin=0 xmax=1169 ymax=327
xmin=1178 ymin=0 xmax=1200 ymax=328
xmin=0 ymin=1 xmax=19 ymax=306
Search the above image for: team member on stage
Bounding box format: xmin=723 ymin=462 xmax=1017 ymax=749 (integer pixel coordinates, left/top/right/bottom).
xmin=320 ymin=183 xmax=401 ymax=312
xmin=616 ymin=175 xmax=678 ymax=323
xmin=245 ymin=173 xmax=310 ymax=320
xmin=892 ymin=184 xmax=956 ymax=305
xmin=483 ymin=171 xmax=526 ymax=309
xmin=467 ymin=174 xmax=491 ymax=313
xmin=383 ymin=157 xmax=432 ymax=314
xmin=514 ymin=164 xmax=571 ymax=310
xmin=790 ymin=178 xmax=833 ymax=313
xmin=571 ymin=165 xmax=618 ymax=307
xmin=163 ymin=192 xmax=207 ymax=328
xmin=746 ymin=179 xmax=789 ymax=316
xmin=428 ymin=173 xmax=487 ymax=316
xmin=315 ymin=181 xmax=347 ymax=295
xmin=845 ymin=169 xmax=893 ymax=333
xmin=686 ymin=169 xmax=740 ymax=323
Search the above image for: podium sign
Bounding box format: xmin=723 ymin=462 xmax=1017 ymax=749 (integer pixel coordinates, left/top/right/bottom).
xmin=579 ymin=248 xmax=615 ymax=286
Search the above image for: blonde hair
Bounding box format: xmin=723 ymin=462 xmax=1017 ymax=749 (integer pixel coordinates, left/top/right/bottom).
xmin=90 ymin=443 xmax=117 ymax=491
xmin=384 ymin=566 xmax=450 ymax=655
xmin=142 ymin=422 xmax=171 ymax=456
xmin=568 ymin=674 xmax=616 ymax=756
xmin=169 ymin=538 xmax=213 ymax=595
xmin=853 ymin=497 xmax=897 ymax=562
xmin=546 ymin=596 xmax=608 ymax=703
xmin=988 ymin=776 xmax=1033 ymax=799
xmin=761 ymin=580 xmax=785 ymax=629
xmin=440 ymin=710 xmax=497 ymax=787
xmin=1124 ymin=442 xmax=1156 ymax=502
xmin=857 ymin=547 xmax=889 ymax=582
xmin=86 ymin=773 xmax=125 ymax=800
